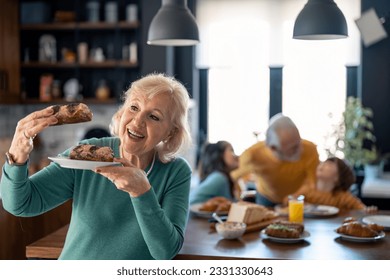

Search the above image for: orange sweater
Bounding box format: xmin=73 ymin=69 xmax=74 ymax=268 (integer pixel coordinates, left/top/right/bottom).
xmin=297 ymin=185 xmax=366 ymax=210
xmin=231 ymin=140 xmax=319 ymax=203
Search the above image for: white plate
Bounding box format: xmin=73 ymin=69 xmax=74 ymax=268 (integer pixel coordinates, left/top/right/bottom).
xmin=362 ymin=215 xmax=390 ymax=230
xmin=260 ymin=229 xmax=310 ymax=243
xmin=190 ymin=203 xmax=229 ymax=218
xmin=274 ymin=204 xmax=339 ymax=218
xmin=335 ymin=230 xmax=386 ymax=242
xmin=304 ymin=204 xmax=339 ymax=217
xmin=48 ymin=156 xmax=120 ymax=170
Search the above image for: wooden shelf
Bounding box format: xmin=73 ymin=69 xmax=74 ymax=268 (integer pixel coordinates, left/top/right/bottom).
xmin=20 ymin=21 xmax=140 ymax=31
xmin=17 ymin=0 xmax=141 ymax=105
xmin=21 ymin=61 xmax=138 ymax=69
xmin=21 ymin=98 xmax=118 ymax=105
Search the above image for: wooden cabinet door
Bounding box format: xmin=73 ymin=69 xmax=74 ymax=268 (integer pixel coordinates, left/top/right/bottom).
xmin=0 ymin=0 xmax=20 ymax=103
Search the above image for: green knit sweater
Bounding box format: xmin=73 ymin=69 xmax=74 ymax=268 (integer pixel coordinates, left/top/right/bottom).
xmin=0 ymin=137 xmax=192 ymax=260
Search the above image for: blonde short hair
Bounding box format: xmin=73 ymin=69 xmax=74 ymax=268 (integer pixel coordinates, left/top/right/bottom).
xmin=110 ymin=73 xmax=192 ymax=163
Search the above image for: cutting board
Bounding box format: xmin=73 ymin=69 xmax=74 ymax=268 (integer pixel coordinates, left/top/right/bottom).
xmin=245 ymin=217 xmax=285 ymax=233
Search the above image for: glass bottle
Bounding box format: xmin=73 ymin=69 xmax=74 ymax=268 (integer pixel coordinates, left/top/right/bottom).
xmin=95 ymin=79 xmax=110 ymax=100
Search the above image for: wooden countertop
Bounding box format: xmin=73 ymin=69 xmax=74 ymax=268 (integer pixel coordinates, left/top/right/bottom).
xmin=26 ymin=210 xmax=390 ymax=260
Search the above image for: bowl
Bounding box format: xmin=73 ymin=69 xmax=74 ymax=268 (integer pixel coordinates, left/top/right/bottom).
xmin=215 ymin=221 xmax=247 ymax=239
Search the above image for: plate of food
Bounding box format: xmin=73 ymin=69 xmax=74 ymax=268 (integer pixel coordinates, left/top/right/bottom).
xmin=362 ymin=215 xmax=390 ymax=231
xmin=260 ymin=221 xmax=309 ymax=243
xmin=335 ymin=230 xmax=385 ymax=242
xmin=49 ymin=144 xmax=120 ymax=170
xmin=190 ymin=203 xmax=229 ymax=218
xmin=304 ymin=204 xmax=339 ymax=217
xmin=261 ymin=229 xmax=310 ymax=243
xmin=335 ymin=218 xmax=386 ymax=242
xmin=274 ymin=204 xmax=339 ymax=217
xmin=49 ymin=156 xmax=120 ymax=170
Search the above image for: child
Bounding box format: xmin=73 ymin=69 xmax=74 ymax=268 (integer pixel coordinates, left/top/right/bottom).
xmin=293 ymin=157 xmax=377 ymax=211
xmin=190 ymin=141 xmax=240 ymax=204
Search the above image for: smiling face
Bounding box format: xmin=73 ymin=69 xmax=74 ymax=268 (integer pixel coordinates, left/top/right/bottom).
xmin=223 ymin=143 xmax=239 ymax=171
xmin=118 ymin=91 xmax=175 ymax=158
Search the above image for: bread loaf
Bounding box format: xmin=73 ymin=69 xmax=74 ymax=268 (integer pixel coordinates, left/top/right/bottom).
xmin=69 ymin=144 xmax=114 ymax=162
xmin=51 ymin=103 xmax=92 ymax=125
xmin=227 ymin=201 xmax=278 ymax=225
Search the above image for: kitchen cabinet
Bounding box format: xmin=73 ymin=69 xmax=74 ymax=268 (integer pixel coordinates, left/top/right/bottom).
xmin=0 ymin=199 xmax=72 ymax=260
xmin=19 ymin=0 xmax=141 ymax=103
xmin=0 ymin=0 xmax=20 ymax=103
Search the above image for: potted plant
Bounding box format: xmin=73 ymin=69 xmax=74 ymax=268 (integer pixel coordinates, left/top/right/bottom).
xmin=327 ymin=96 xmax=379 ymax=176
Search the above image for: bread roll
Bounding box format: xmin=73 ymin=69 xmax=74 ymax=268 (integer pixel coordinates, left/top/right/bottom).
xmin=51 ymin=103 xmax=92 ymax=125
xmin=69 ymin=144 xmax=114 ymax=162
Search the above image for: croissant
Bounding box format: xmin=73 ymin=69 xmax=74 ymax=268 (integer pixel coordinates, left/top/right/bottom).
xmin=199 ymin=196 xmax=231 ymax=212
xmin=215 ymin=201 xmax=232 ymax=212
xmin=342 ymin=217 xmax=357 ymax=224
xmin=336 ymin=222 xmax=378 ymax=237
xmin=366 ymin=223 xmax=385 ymax=232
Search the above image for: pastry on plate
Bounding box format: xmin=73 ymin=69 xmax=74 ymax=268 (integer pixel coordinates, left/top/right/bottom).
xmin=199 ymin=196 xmax=232 ymax=212
xmin=271 ymin=220 xmax=304 ymax=234
xmin=264 ymin=223 xmax=301 ymax=238
xmin=336 ymin=221 xmax=382 ymax=238
xmin=69 ymin=144 xmax=114 ymax=162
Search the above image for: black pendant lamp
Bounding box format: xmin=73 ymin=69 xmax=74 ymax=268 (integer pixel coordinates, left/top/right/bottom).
xmin=293 ymin=0 xmax=348 ymax=40
xmin=147 ymin=0 xmax=200 ymax=46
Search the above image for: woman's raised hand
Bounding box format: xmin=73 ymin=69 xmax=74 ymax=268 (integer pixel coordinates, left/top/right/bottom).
xmin=8 ymin=106 xmax=58 ymax=164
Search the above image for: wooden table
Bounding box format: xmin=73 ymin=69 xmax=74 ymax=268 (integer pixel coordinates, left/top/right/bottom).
xmin=178 ymin=210 xmax=390 ymax=260
xmin=26 ymin=224 xmax=69 ymax=259
xmin=26 ymin=210 xmax=390 ymax=260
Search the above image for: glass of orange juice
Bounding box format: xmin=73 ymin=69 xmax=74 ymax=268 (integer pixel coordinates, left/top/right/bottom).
xmin=288 ymin=195 xmax=304 ymax=223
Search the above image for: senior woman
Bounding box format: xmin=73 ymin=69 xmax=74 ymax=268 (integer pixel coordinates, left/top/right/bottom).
xmin=0 ymin=73 xmax=192 ymax=260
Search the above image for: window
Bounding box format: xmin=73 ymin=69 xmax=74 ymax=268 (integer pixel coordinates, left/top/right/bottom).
xmin=196 ymin=0 xmax=360 ymax=158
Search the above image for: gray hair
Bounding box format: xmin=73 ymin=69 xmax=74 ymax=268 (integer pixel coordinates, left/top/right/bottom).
xmin=265 ymin=113 xmax=298 ymax=148
xmin=110 ymin=73 xmax=192 ymax=163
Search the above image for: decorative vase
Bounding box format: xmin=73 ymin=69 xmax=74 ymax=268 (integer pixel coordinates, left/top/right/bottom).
xmin=364 ymin=164 xmax=382 ymax=179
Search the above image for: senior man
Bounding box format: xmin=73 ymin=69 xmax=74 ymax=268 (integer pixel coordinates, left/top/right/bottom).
xmin=231 ymin=113 xmax=320 ymax=206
